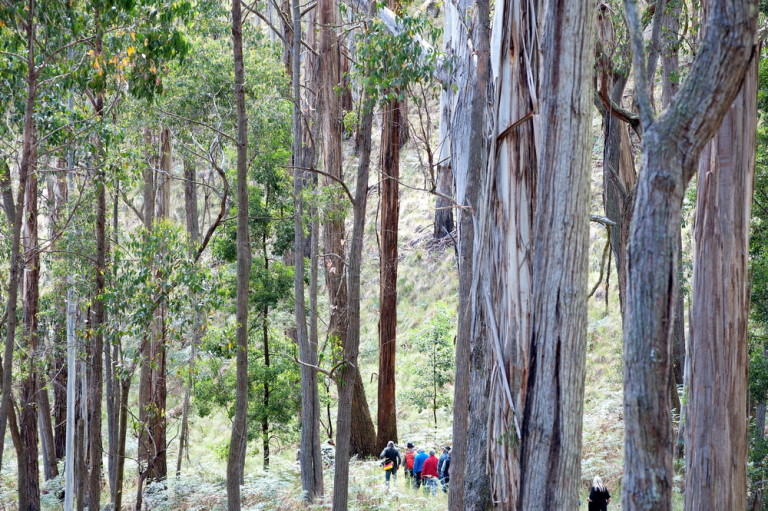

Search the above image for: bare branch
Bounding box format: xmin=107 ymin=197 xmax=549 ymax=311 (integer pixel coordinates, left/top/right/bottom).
xmin=288 ymin=165 xmax=355 ymax=205
xmin=154 ymin=107 xmax=237 ymax=144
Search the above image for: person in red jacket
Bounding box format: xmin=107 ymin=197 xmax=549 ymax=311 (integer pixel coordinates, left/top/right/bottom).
xmin=420 ymin=450 xmax=440 ymax=496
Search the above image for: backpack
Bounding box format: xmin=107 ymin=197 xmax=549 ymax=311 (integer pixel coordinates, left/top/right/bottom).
xmin=405 ymin=449 xmax=416 ymax=469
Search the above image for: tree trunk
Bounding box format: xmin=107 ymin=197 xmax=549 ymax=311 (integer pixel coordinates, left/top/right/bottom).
xmin=621 ymin=1 xmax=756 ymax=508
xmin=139 ymin=127 xmax=170 ymax=485
xmin=519 ymin=1 xmax=595 ymax=506
xmin=20 ymin=154 xmax=42 ymax=510
xmin=177 ymin=156 xmax=200 ymax=477
xmin=64 ymin=286 xmax=78 ymax=511
xmin=377 ymin=96 xmax=400 ymax=449
xmin=599 ymin=76 xmax=636 ymax=311
xmin=38 ymin=375 xmax=58 ymax=480
xmin=447 ymin=0 xmax=490 ymax=506
xmin=113 ymin=376 xmax=130 ymax=511
xmin=0 ymin=0 xmax=35 ymax=472
xmin=49 ymin=165 xmax=69 ymax=464
xmin=293 ymin=0 xmax=324 ymax=497
xmin=106 ymin=180 xmax=120 ymax=498
xmin=143 ymin=127 xmax=156 ymax=230
xmin=595 ymin=5 xmax=636 ymax=312
xmin=684 ymin=56 xmax=756 ymax=511
xmin=660 ymin=1 xmax=686 ymax=395
xmin=318 ymin=0 xmax=377 ymax=457
xmin=332 ymin=88 xmax=374 ymax=511
xmin=433 ymin=161 xmax=454 ymax=238
xmin=87 ymin=39 xmax=107 ymax=499
xmin=227 ymin=0 xmax=252 ymax=506
xmin=480 ymin=0 xmax=537 ymax=504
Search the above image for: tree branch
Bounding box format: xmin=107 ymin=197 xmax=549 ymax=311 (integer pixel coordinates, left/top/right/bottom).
xmin=595 ymin=89 xmax=642 ymax=136
xmin=154 ymin=107 xmax=237 ymax=144
xmin=287 ymin=165 xmax=355 ymax=205
xmin=624 ymin=0 xmax=654 ymax=126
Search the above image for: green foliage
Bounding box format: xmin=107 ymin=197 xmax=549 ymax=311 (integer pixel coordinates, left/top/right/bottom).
xmin=402 ymin=305 xmax=454 ymax=427
xmin=194 ymin=326 xmax=301 ymax=444
xmin=354 ymin=9 xmax=441 ymax=107
xmin=105 ymin=221 xmax=222 ymax=367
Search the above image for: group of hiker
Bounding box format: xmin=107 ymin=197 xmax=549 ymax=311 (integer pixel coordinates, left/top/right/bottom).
xmin=379 ymin=441 xmax=450 ymax=495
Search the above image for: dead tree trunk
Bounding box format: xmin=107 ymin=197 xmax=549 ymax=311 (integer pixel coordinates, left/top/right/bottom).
xmin=621 ymin=0 xmax=756 ymax=509
xmin=684 ymin=55 xmax=756 ymax=511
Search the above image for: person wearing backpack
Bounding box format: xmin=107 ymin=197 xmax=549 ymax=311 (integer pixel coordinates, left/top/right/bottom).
xmin=403 ymin=442 xmax=417 ymax=484
xmin=379 ymin=441 xmax=401 ymax=487
xmin=412 ymin=448 xmax=429 ymax=489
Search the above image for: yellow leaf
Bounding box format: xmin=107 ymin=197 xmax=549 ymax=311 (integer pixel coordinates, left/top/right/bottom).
xmin=127 ymin=46 xmax=135 ymax=57
xmin=130 ymin=32 xmax=136 ymax=41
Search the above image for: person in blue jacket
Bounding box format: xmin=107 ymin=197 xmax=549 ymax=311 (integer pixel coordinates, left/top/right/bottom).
xmin=412 ymin=448 xmax=429 ymax=489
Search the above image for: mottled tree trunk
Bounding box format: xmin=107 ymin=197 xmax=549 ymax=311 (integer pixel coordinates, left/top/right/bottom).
xmin=448 ymin=0 xmax=490 ymax=506
xmin=481 ymin=0 xmax=537 ymax=505
xmin=621 ymin=1 xmax=756 ymax=509
xmin=684 ymin=56 xmax=756 ymax=511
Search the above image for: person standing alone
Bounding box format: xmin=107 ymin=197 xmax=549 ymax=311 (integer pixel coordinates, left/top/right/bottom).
xmin=587 ymin=476 xmax=611 ymax=511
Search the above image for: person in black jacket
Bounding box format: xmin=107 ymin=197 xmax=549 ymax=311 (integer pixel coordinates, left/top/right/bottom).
xmin=380 ymin=441 xmax=401 ymax=487
xmin=438 ymin=446 xmax=451 ymax=492
xmin=587 ymin=476 xmax=611 ymax=511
